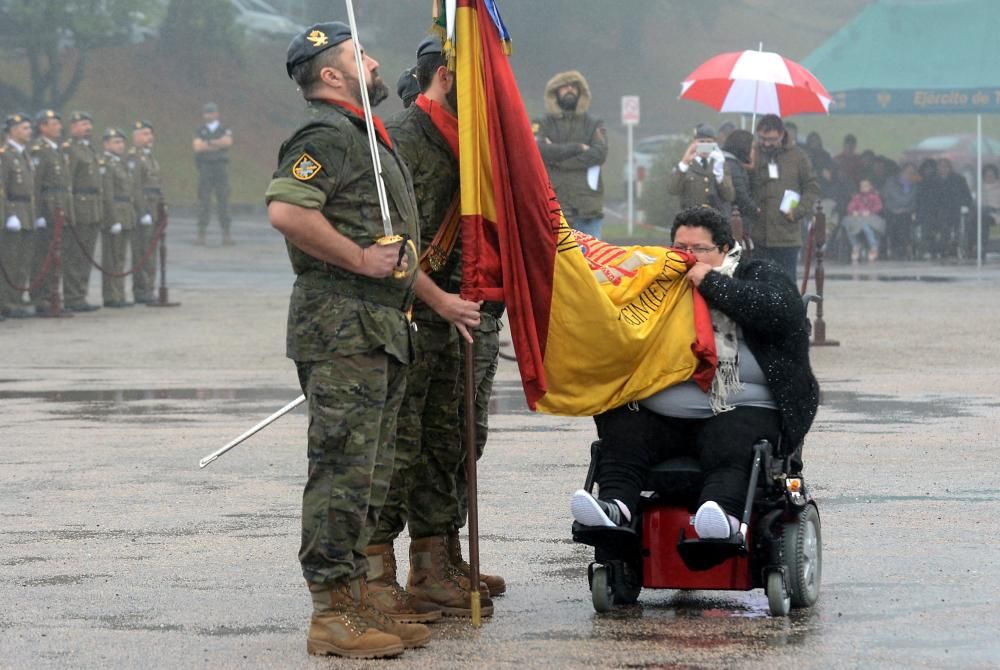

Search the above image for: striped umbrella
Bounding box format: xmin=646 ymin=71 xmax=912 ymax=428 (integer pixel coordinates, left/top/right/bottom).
xmin=679 ymin=49 xmax=833 ymax=117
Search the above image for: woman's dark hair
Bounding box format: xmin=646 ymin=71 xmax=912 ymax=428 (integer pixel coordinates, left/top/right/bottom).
xmin=416 ymin=51 xmax=447 ymax=91
xmin=723 ymin=129 xmax=753 ymax=163
xmin=671 ymin=206 xmax=735 ymax=250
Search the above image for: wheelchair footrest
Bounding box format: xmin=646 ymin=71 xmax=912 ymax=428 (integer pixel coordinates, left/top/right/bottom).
xmin=572 ymin=521 xmax=641 ymax=552
xmin=676 ymin=530 xmax=747 ymax=572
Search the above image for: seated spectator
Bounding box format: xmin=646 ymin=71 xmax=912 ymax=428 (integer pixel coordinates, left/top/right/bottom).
xmin=881 ymin=163 xmax=918 ymax=260
xmin=844 ymin=179 xmax=884 ymax=263
xmin=570 ymin=207 xmax=818 ymax=539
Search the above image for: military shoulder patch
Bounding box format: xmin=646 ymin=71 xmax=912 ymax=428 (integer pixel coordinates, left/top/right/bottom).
xmin=291 ymin=153 xmax=322 ymax=181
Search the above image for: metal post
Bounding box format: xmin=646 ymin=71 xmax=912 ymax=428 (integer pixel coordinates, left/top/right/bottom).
xmin=626 ymin=123 xmax=634 ymax=236
xmin=810 ymin=202 xmax=839 ymax=347
xmin=148 ymin=203 xmax=180 ymax=307
xmin=977 ymin=113 xmax=983 ymax=269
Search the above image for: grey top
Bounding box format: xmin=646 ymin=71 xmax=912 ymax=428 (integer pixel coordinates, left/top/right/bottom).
xmin=639 ymin=340 xmax=777 ymax=419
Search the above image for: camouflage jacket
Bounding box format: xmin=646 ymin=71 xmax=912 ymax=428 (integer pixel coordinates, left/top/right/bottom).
xmin=265 ymin=99 xmax=420 ymax=364
xmin=1 ymin=142 xmax=36 ymax=228
xmin=387 ymin=103 xmax=461 ymax=323
xmin=30 ymin=137 xmax=72 ymax=223
xmin=66 ymin=138 xmax=103 ymax=225
xmin=128 ymin=147 xmax=164 ymax=220
xmin=101 ymin=152 xmax=137 ymax=231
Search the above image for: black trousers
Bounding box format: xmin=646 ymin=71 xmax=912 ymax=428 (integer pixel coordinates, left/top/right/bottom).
xmin=593 ymin=404 xmax=781 ymax=519
xmin=197 ymin=162 xmax=231 ymax=231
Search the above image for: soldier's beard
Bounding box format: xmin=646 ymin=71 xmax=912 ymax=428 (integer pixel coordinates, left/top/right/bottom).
xmin=343 ymin=69 xmax=389 ymax=108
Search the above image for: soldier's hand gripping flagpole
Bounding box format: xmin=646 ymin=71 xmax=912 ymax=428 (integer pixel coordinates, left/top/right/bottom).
xmin=343 ymin=0 xmax=408 ymax=279
xmin=198 ymin=395 xmax=306 ymax=468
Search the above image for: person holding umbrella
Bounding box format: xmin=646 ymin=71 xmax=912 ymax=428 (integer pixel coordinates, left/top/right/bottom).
xmin=749 ymin=114 xmax=818 ymax=281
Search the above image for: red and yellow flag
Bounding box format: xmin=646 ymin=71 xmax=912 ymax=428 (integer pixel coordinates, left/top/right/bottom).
xmin=451 ymin=0 xmax=715 ymax=416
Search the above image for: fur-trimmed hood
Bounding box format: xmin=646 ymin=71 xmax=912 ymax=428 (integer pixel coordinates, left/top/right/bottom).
xmin=544 ymin=70 xmax=592 ymax=115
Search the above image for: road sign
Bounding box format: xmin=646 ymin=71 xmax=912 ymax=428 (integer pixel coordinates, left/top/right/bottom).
xmin=621 ymin=95 xmax=640 ymax=126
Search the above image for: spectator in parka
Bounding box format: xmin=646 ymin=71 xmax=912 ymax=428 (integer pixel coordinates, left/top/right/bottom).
xmin=535 ymin=70 xmax=608 ymax=239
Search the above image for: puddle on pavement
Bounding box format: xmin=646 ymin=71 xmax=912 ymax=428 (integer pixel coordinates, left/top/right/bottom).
xmin=820 ymin=390 xmax=973 ymax=423
xmin=825 ymin=273 xmax=958 ymax=283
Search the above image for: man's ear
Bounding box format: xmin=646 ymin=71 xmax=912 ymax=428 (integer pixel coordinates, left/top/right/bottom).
xmin=437 ymin=65 xmax=452 ymax=89
xmin=319 ymin=65 xmax=342 ymax=89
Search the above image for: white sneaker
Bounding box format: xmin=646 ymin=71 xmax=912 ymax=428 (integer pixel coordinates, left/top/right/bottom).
xmin=570 ymin=489 xmax=627 ymax=528
xmin=694 ymin=501 xmax=734 ymax=539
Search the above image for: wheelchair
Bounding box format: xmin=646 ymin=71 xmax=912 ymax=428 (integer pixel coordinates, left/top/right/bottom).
xmin=571 ymin=437 xmax=821 ymax=616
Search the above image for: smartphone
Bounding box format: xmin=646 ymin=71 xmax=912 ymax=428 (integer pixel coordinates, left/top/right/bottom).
xmin=695 ymin=141 xmax=718 ymax=156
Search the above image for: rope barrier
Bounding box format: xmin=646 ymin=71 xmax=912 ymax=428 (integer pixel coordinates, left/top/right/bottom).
xmin=66 ymin=209 xmax=167 ymax=279
xmin=0 ymin=213 xmax=62 ymax=293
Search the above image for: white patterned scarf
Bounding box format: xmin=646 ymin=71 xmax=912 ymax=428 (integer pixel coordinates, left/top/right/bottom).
xmin=708 ymin=243 xmax=744 ymax=414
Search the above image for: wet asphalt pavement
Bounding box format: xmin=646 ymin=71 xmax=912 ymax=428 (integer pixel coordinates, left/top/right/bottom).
xmin=2 ymin=216 xmax=999 ymax=669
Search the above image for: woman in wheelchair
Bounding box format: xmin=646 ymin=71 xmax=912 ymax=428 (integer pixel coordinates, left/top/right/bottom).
xmin=571 ymin=206 xmax=819 ymax=540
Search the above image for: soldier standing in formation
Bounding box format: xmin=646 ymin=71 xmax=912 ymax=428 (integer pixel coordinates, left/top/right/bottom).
xmin=130 ymin=121 xmax=164 ymax=304
xmin=99 ymin=128 xmax=135 ymax=308
xmin=0 ymin=113 xmax=37 ymax=318
xmin=193 ymin=102 xmax=233 ymax=246
xmin=535 ymin=70 xmax=608 ymax=239
xmin=29 ymin=110 xmax=72 ymax=315
xmin=63 ymin=112 xmax=103 ymax=312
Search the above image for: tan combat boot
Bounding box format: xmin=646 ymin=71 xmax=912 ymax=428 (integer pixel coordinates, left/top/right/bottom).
xmin=306 ymin=581 xmax=403 ymax=659
xmin=352 ymin=577 xmax=433 ymax=649
xmin=407 ymin=535 xmax=494 ymax=618
xmin=365 ymin=543 xmax=443 ymax=623
xmin=447 ymin=530 xmax=507 ymax=597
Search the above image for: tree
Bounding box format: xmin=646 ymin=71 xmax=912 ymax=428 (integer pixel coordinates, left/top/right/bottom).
xmin=0 ymin=0 xmax=154 ymax=110
xmin=159 ymin=0 xmax=243 ymax=84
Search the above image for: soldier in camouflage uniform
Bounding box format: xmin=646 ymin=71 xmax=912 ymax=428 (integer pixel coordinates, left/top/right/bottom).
xmin=100 ymin=128 xmax=135 ymax=308
xmin=265 ymin=23 xmax=475 ymax=660
xmin=29 ymin=110 xmax=71 ymax=314
xmin=367 ymin=36 xmax=501 ymax=623
xmin=1 ymin=113 xmax=37 ymax=318
xmin=63 ymin=112 xmax=103 ymax=312
xmin=129 ymin=121 xmax=164 ymax=304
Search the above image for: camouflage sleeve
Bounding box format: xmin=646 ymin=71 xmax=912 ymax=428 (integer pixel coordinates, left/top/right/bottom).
xmin=265 ymin=127 xmax=346 ymax=209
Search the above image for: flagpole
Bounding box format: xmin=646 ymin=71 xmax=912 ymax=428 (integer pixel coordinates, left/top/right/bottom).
xmin=463 ymin=337 xmax=482 ymax=627
xmin=751 ymin=41 xmax=763 ymax=131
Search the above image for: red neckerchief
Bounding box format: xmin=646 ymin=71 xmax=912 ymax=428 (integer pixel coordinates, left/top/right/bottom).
xmin=415 ymin=94 xmax=459 ymax=158
xmin=323 ymin=98 xmax=393 ymax=149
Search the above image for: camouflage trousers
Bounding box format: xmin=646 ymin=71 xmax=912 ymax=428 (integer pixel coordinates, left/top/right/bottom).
xmin=454 ymin=313 xmax=502 ymax=530
xmin=297 ymin=352 xmax=406 ymax=586
xmin=371 ymin=319 xmax=461 ymax=543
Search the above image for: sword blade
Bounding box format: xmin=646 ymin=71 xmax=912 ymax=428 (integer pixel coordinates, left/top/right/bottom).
xmin=198 ymin=395 xmax=306 ymax=468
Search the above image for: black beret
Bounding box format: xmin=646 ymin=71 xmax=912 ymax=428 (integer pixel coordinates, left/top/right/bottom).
xmin=416 ymin=35 xmax=443 ymax=59
xmin=69 ymin=111 xmax=93 ymax=123
xmin=133 ymin=120 xmax=154 ymax=131
xmin=34 ymin=109 xmax=61 ymax=124
xmin=397 ymin=66 xmax=420 ymax=108
xmin=5 ymin=113 xmax=31 ymax=131
xmin=103 ymin=127 xmax=126 ymax=141
xmin=286 ymin=22 xmax=353 ymax=78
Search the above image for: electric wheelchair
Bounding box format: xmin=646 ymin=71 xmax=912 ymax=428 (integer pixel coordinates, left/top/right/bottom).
xmin=571 ymin=437 xmax=821 ymax=616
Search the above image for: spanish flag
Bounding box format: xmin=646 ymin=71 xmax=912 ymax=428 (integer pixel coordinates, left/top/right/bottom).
xmin=447 ymin=0 xmax=715 ymax=416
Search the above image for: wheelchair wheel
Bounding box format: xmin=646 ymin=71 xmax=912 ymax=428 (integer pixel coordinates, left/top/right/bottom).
xmin=766 ymin=570 xmax=790 ymax=616
xmin=784 ymin=503 xmax=822 ymax=608
xmin=591 ymin=564 xmax=612 ymax=613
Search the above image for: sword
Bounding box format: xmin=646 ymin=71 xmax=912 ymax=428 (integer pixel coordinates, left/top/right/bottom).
xmin=198 ymin=395 xmax=306 ymax=468
xmin=343 ymin=0 xmax=408 ymax=278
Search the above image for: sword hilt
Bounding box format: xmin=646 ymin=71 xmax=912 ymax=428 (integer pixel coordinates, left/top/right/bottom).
xmin=376 ymin=234 xmax=414 ymax=279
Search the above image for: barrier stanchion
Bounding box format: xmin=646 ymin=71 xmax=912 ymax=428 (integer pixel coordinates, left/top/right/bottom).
xmin=37 ymin=207 xmax=73 ymax=319
xmin=808 ymin=203 xmax=839 ymax=347
xmin=147 ymin=202 xmax=180 ymax=308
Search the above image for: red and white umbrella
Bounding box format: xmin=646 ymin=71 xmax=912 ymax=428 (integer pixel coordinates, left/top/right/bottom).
xmin=680 ymin=49 xmax=832 ymax=117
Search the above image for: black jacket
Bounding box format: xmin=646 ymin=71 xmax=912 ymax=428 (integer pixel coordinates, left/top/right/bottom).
xmin=697 ymin=256 xmax=819 ymax=452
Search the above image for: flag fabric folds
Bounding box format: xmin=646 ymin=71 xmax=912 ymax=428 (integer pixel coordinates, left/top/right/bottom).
xmin=450 ymin=0 xmax=716 ymax=416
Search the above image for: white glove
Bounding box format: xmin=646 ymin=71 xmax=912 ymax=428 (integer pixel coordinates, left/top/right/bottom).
xmin=5 ymin=215 xmax=21 ymax=232
xmin=110 ymin=222 xmax=123 ymax=235
xmin=139 ymin=213 xmax=153 ymax=226
xmin=35 ymin=217 xmax=47 ymax=229
xmin=710 ymin=150 xmax=726 ymax=183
